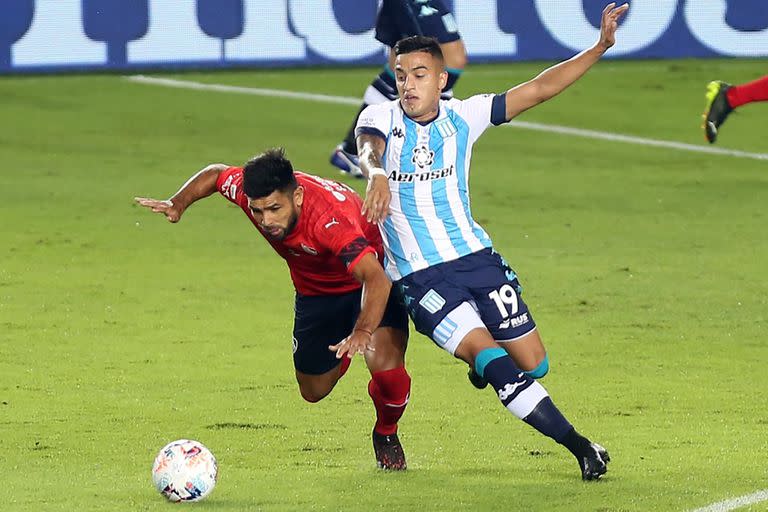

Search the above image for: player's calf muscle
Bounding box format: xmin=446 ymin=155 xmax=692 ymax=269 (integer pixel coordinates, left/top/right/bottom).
xmin=454 ymin=328 xmax=502 ymax=366
xmin=296 ymin=371 xmax=339 ymax=403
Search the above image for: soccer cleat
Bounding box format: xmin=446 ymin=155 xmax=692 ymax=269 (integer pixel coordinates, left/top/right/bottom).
xmin=467 ymin=366 xmax=488 ymax=389
xmin=579 ymin=442 xmax=610 ymax=481
xmin=372 ymin=429 xmax=407 ymax=470
xmin=702 ymin=81 xmax=733 ymax=144
xmin=330 ymin=144 xmax=364 ymax=178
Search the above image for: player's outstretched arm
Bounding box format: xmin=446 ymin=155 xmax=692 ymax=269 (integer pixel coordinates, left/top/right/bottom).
xmin=358 ymin=133 xmax=390 ymax=223
xmin=503 ymin=2 xmax=629 ymax=121
xmin=329 ymin=252 xmax=392 ymax=359
xmin=134 ymin=163 xmax=228 ymax=223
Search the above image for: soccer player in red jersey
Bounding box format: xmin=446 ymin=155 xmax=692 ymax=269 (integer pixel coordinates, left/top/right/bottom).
xmin=703 ymin=76 xmax=768 ymax=143
xmin=135 ymin=148 xmax=411 ymax=470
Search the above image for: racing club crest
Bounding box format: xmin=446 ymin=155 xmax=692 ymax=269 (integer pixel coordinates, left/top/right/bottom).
xmin=301 ymin=243 xmax=318 ymax=255
xmin=411 ymin=144 xmax=434 ymax=169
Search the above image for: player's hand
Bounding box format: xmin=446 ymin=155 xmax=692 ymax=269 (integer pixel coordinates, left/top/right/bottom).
xmin=362 ymin=175 xmax=391 ymax=223
xmin=329 ymin=330 xmax=375 ymax=359
xmin=597 ymin=3 xmax=629 ymax=51
xmin=134 ymin=197 xmax=184 ymax=223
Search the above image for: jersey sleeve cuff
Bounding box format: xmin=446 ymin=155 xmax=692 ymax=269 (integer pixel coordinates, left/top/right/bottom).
xmin=346 ymin=245 xmax=377 ymax=274
xmin=355 ymin=126 xmax=387 ymax=141
xmin=490 ymin=93 xmax=508 ymax=126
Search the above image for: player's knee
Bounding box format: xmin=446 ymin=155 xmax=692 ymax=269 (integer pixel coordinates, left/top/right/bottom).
xmin=524 ymin=354 xmax=549 ymax=379
xmin=298 ymin=379 xmax=335 ymax=403
xmin=299 ymin=386 xmax=330 ymax=403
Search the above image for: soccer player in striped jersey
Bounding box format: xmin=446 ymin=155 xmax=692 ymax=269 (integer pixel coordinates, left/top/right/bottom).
xmin=331 ymin=0 xmax=467 ymax=178
xmin=135 ymin=148 xmax=411 ymax=470
xmin=355 ymin=3 xmax=629 ymax=481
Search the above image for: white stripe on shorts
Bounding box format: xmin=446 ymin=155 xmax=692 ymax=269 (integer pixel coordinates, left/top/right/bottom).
xmin=432 ymin=302 xmax=486 ymax=355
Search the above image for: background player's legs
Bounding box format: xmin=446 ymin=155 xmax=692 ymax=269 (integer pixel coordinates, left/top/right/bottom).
xmin=439 ymin=39 xmax=467 ymax=98
xmin=332 ymin=63 xmax=399 ymax=175
xmin=703 ymin=76 xmax=768 ymax=143
xmin=727 ymin=75 xmax=768 ymax=108
xmin=331 ymin=50 xmax=398 ymax=176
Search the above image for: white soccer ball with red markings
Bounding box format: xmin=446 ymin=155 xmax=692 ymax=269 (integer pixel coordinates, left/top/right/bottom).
xmin=152 ymin=439 xmax=218 ymax=502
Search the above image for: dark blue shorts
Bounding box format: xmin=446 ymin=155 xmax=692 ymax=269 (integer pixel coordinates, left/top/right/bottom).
xmin=397 ymin=249 xmax=537 ymax=353
xmin=292 ymin=286 xmax=409 ymax=375
xmin=375 ymin=0 xmax=461 ymax=47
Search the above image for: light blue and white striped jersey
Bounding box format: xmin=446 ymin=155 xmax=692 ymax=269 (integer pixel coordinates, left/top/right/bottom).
xmin=356 ymin=94 xmax=508 ymax=280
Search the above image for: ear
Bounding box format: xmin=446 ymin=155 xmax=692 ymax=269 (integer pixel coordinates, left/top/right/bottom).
xmin=438 ymin=70 xmax=448 ymax=92
xmin=294 ymin=186 xmax=304 ymax=208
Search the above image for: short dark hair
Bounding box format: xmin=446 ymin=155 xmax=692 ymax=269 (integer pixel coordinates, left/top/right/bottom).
xmin=242 ymin=147 xmax=297 ymax=199
xmin=393 ymin=35 xmax=444 ymax=61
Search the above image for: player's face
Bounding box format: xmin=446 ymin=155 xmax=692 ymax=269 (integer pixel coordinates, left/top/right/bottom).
xmin=394 ymin=51 xmax=447 ymax=122
xmin=247 ymin=187 xmax=304 ymax=241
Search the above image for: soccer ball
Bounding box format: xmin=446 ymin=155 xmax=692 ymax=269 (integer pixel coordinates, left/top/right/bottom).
xmin=151 ymin=439 xmax=218 ymax=502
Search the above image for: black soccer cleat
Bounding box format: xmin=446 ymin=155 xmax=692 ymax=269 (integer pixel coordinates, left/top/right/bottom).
xmin=579 ymin=442 xmax=610 ymax=481
xmin=703 ymin=81 xmax=733 ymax=144
xmin=372 ymin=429 xmax=407 ymax=470
xmin=467 ymin=366 xmax=488 ymax=389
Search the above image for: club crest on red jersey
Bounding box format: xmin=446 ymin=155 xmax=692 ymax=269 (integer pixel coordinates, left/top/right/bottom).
xmin=301 ymin=243 xmax=318 ymax=255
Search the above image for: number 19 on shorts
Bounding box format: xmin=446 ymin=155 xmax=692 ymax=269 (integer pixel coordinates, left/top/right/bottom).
xmin=488 ymin=284 xmax=519 ymax=319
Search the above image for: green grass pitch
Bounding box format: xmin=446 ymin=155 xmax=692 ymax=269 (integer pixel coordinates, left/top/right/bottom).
xmin=1 ymin=59 xmax=767 ymax=511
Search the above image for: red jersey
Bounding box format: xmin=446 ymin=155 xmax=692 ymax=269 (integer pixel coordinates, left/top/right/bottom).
xmin=216 ymin=167 xmax=382 ymax=296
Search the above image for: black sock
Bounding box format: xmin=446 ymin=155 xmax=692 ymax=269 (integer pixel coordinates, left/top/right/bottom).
xmin=482 ymin=355 xmax=572 ymax=441
xmin=521 ymin=396 xmax=574 ymax=442
xmin=555 ymin=426 xmax=594 ymax=460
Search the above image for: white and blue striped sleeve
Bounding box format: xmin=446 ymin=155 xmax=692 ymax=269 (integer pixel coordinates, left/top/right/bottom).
xmin=354 ymin=103 xmax=391 ymax=142
xmin=449 ymin=94 xmax=508 ymax=143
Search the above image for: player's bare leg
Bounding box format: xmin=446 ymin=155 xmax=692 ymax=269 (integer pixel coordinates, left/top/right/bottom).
xmin=440 ymin=39 xmax=467 ymax=69
xmin=365 ymin=326 xmax=407 ymax=371
xmin=501 ymin=329 xmax=547 ymax=372
xmin=294 ymin=360 xmax=351 ymax=403
xmin=453 ymin=327 xmax=609 ymax=481
xmin=365 ymin=326 xmax=410 ymax=470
